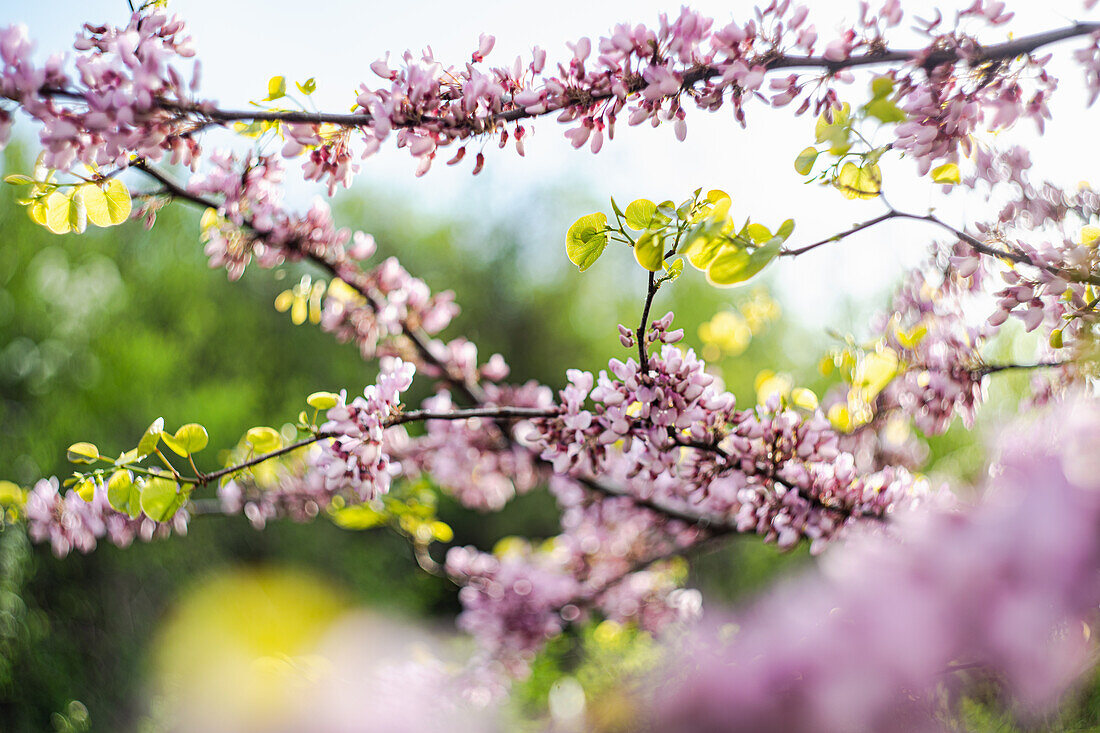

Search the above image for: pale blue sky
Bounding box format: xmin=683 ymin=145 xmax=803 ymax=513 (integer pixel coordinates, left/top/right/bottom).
xmin=7 ymin=0 xmax=1098 ymax=325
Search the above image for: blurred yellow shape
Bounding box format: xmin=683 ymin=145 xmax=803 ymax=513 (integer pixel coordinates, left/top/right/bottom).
xmin=153 ymin=566 xmax=347 ymax=732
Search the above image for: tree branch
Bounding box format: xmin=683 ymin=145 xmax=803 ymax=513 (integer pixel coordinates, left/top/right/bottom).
xmin=36 ymin=23 xmax=1100 ymax=136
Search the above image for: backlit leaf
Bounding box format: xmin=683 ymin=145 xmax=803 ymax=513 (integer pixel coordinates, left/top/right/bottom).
xmin=67 ymin=442 xmax=100 ymax=464
xmin=137 ymin=417 xmax=164 ymax=458
xmin=634 ymin=230 xmax=665 ymax=271
xmin=162 ymin=423 xmax=209 ymax=457
xmin=931 ymin=163 xmax=961 ymax=185
xmin=835 ymin=162 xmax=882 ymax=199
xmin=624 ymin=199 xmax=658 ymax=231
xmin=141 ymin=476 xmax=185 ymax=522
xmin=566 ymin=212 xmax=608 ymax=271
xmin=794 ymin=147 xmax=819 ymax=175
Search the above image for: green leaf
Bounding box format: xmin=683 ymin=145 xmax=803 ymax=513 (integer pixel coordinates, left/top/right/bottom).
xmin=107 ymin=470 xmax=142 ymax=518
xmin=853 ymin=349 xmax=899 ymax=402
xmin=684 ymin=233 xmax=724 ymax=271
xmin=45 ymin=190 xmax=85 ymax=235
xmin=865 ymin=98 xmax=907 ymax=124
xmin=307 ymin=391 xmax=339 ymax=410
xmin=814 ymin=103 xmax=852 ymax=155
xmin=609 ymin=197 xmax=625 ymax=221
xmin=566 ymin=212 xmax=608 ymax=271
xmin=794 ymin=147 xmax=819 ymax=175
xmin=76 ymin=478 xmax=96 ymax=502
xmin=137 ymin=418 xmax=164 ymax=458
xmin=330 ymin=504 xmax=388 ymax=530
xmin=265 ymin=75 xmax=287 ymax=100
xmin=745 ymin=223 xmax=772 ymax=245
xmin=663 ymin=257 xmax=684 ymax=281
xmin=79 ymin=183 xmax=111 ymax=227
xmin=624 ymin=199 xmax=658 ymax=231
xmin=931 ymin=163 xmax=961 ymax=185
xmin=4 ymin=174 xmax=33 ymax=185
xmin=775 ymin=219 xmax=795 ymax=242
xmin=162 ymin=423 xmax=209 ymax=457
xmin=706 ymin=236 xmax=783 ymax=287
xmin=67 ymin=442 xmax=100 ymax=464
xmin=140 ymin=476 xmax=185 ymax=522
xmin=835 ymin=162 xmax=882 ymax=199
xmin=101 ymin=178 xmax=132 ymax=224
xmin=870 ymin=75 xmax=895 ymax=99
xmin=705 ymin=246 xmax=750 ymax=286
xmin=246 ymin=426 xmax=282 ymax=453
xmin=295 ymin=77 xmax=317 ymax=95
xmin=633 ymin=231 xmax=665 ymax=271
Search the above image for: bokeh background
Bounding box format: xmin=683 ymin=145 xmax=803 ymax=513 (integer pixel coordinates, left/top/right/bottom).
xmin=2 ymin=0 xmax=1099 ymax=730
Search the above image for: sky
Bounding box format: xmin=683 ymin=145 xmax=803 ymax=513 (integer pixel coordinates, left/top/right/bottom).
xmin=8 ymin=0 xmax=1099 ymax=328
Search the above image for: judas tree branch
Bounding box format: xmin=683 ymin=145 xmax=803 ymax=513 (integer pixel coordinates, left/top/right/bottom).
xmin=782 ymin=206 xmax=1100 ymax=288
xmin=38 ymin=23 xmax=1100 ymax=134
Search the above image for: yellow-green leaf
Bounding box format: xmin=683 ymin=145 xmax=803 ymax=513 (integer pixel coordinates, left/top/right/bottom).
xmin=870 ymin=75 xmax=895 ymax=99
xmin=162 ymin=423 xmax=209 ymax=457
xmin=624 ymin=199 xmax=658 ymax=231
xmin=865 ymin=97 xmax=906 ymax=124
xmin=330 ymin=504 xmax=388 ymax=530
xmin=706 ymin=237 xmax=783 ymax=287
xmin=101 ymin=178 xmax=132 ymax=224
xmin=107 ymin=470 xmax=142 ymax=518
xmin=137 ymin=417 xmax=164 ymax=458
xmin=76 ymin=478 xmax=96 ymax=502
xmin=853 ymin=349 xmax=899 ymax=402
xmin=265 ymin=75 xmax=287 ymax=100
xmin=566 ymin=212 xmax=608 ymax=271
xmin=28 ymin=199 xmax=47 ymax=226
xmin=775 ymin=218 xmax=795 ymax=242
xmin=663 ymin=257 xmax=684 ymax=281
xmin=141 ymin=476 xmax=184 ymax=522
xmin=835 ymin=162 xmax=882 ymax=199
xmin=246 ymin=426 xmax=282 ymax=453
xmin=633 ymin=231 xmax=664 ymax=271
xmin=307 ymin=391 xmax=339 ymax=410
xmin=705 ymin=246 xmax=750 ymax=286
xmin=930 ymin=163 xmax=960 ymax=185
xmin=685 ymin=234 xmax=724 ymax=271
xmin=79 ymin=182 xmax=111 ymax=227
xmin=45 ymin=190 xmax=83 ymax=234
xmin=67 ymin=442 xmax=100 ymax=464
xmin=0 ymin=481 xmax=25 ymax=508
xmin=745 ymin=223 xmax=772 ymax=244
xmin=794 ymin=146 xmax=819 ymax=175
xmin=815 ymin=103 xmax=852 ymax=155
xmin=791 ymin=387 xmax=819 ymax=411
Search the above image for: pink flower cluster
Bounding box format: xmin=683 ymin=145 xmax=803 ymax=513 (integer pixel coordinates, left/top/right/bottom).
xmin=217 ymin=450 xmax=337 ymax=529
xmin=317 ymin=358 xmax=416 ymax=500
xmin=400 ymin=381 xmax=552 ymax=510
xmin=190 ymin=151 xmax=460 ymax=365
xmin=882 ymin=266 xmax=991 ymax=435
xmin=320 ymin=256 xmax=459 ymax=362
xmin=24 ymin=477 xmax=188 ymax=558
xmin=0 ymin=11 xmax=201 ymax=172
xmin=654 ymin=398 xmax=1100 ymax=732
xmin=445 ymin=543 xmax=582 ymax=677
xmin=893 ymin=51 xmax=1054 ymax=176
xmin=537 ymin=321 xmax=933 ymax=555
